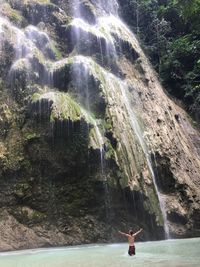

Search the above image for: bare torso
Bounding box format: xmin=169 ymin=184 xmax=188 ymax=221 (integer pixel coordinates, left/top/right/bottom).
xmin=128 ymin=235 xmax=135 ymax=246
xmin=119 ymin=228 xmax=143 ymax=248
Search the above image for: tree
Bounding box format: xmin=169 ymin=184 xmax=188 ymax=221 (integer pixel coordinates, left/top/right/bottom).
xmin=120 ymin=0 xmax=200 ymax=123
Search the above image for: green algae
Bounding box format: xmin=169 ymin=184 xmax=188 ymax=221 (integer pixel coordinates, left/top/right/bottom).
xmin=0 ymin=3 xmax=23 ymax=23
xmin=24 ymin=132 xmax=40 ymax=141
xmin=50 ymin=92 xmax=81 ymax=121
xmin=24 ymin=0 xmax=50 ymax=5
xmin=49 ymin=43 xmax=62 ymax=60
xmin=32 ymin=91 xmax=84 ymax=122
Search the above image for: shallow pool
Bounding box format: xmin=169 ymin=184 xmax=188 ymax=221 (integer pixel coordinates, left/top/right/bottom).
xmin=0 ymin=238 xmax=199 ymax=267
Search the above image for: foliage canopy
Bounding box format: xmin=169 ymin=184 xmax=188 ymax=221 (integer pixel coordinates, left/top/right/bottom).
xmin=119 ymin=0 xmax=200 ymax=123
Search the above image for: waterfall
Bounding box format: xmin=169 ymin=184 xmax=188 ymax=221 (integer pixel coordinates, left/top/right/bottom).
xmin=70 ymin=0 xmax=169 ymax=236
xmin=71 ymin=2 xmax=114 ymax=222
xmin=91 ymin=0 xmax=119 ymax=15
xmin=0 ymin=0 xmax=170 ymax=240
xmin=119 ymin=82 xmax=170 ymax=238
xmin=80 ymin=107 xmax=111 ymax=221
xmin=107 ymin=1 xmax=169 ymax=237
xmin=0 ymin=18 xmax=52 ymax=87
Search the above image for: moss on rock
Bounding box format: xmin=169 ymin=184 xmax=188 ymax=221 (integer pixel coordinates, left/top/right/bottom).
xmin=32 ymin=91 xmax=85 ymax=122
xmin=0 ymin=3 xmax=23 ymax=24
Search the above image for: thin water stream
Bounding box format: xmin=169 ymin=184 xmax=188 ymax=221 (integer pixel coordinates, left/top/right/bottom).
xmin=119 ymin=82 xmax=169 ymax=237
xmin=70 ymin=0 xmax=169 ymax=235
xmin=0 ymin=0 xmax=171 ymax=240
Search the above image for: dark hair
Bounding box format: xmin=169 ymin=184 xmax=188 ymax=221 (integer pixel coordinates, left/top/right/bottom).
xmin=129 ymin=230 xmax=133 ymax=235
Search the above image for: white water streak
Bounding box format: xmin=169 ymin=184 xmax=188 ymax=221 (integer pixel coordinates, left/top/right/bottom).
xmin=69 ymin=53 xmax=169 ymax=236
xmin=70 ymin=6 xmax=170 ymax=236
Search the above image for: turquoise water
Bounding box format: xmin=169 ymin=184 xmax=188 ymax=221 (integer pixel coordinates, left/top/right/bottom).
xmin=0 ymin=238 xmax=199 ymax=267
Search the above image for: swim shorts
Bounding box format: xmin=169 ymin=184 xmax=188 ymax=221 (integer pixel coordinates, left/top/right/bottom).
xmin=128 ymin=245 xmax=135 ymax=256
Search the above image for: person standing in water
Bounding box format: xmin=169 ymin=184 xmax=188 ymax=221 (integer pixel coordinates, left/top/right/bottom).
xmin=118 ymin=228 xmax=143 ymax=256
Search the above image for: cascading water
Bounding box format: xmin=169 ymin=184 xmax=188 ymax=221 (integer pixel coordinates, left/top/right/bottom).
xmin=93 ymin=0 xmax=119 ymax=15
xmin=70 ymin=0 xmax=169 ymax=237
xmin=112 ymin=2 xmax=169 ymax=238
xmin=0 ymin=17 xmax=53 ymax=88
xmin=0 ymin=0 xmax=173 ymax=243
xmin=1 ymin=0 xmax=155 ymax=225
xmin=0 ymin=0 xmax=199 ymax=250
xmin=70 ymin=1 xmax=118 ymax=223
xmin=119 ymin=81 xmax=169 ymax=238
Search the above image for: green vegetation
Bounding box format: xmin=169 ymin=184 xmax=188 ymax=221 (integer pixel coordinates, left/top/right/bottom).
xmin=24 ymin=132 xmax=40 ymax=141
xmin=32 ymin=92 xmax=83 ymax=121
xmin=48 ymin=43 xmax=62 ymax=60
xmin=50 ymin=92 xmax=82 ymax=121
xmin=105 ymin=141 xmax=116 ymax=160
xmin=23 ymin=0 xmax=50 ymax=4
xmin=0 ymin=3 xmax=23 ymax=23
xmin=31 ymin=92 xmax=41 ymax=102
xmin=119 ymin=0 xmax=200 ymax=122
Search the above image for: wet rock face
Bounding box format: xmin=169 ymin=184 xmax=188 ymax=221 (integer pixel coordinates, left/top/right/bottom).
xmin=64 ymin=23 xmax=122 ymax=76
xmin=152 ymin=153 xmax=176 ymax=194
xmin=0 ymin=40 xmax=15 ymax=79
xmin=22 ymin=2 xmax=60 ymax=26
xmin=0 ymin=0 xmax=200 ymax=251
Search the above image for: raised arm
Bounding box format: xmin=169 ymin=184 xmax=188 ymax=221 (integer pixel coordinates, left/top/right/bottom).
xmin=133 ymin=228 xmax=143 ymax=237
xmin=118 ymin=231 xmax=129 ymax=237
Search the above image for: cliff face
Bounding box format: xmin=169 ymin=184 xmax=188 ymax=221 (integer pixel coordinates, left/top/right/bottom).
xmin=0 ymin=0 xmax=199 ymax=251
